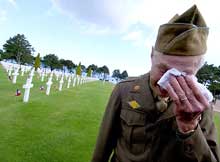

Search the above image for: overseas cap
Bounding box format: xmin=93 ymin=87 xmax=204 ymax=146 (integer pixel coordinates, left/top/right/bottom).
xmin=155 ymin=5 xmax=209 ymax=56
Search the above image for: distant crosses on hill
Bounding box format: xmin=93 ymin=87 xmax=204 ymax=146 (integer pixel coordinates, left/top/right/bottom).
xmin=77 ymin=75 xmax=80 ymax=86
xmin=0 ymin=61 xmax=103 ymax=103
xmin=67 ymin=75 xmax=71 ymax=89
xmin=21 ymin=66 xmax=25 ymax=76
xmin=46 ymin=72 xmax=53 ymax=95
xmin=12 ymin=67 xmax=19 ymax=84
xmin=41 ymin=70 xmax=45 ymax=82
xmin=59 ymin=74 xmax=64 ymax=91
xmin=1 ymin=34 xmax=129 ymax=85
xmin=73 ymin=75 xmax=77 ymax=87
xmin=55 ymin=72 xmax=59 ymax=81
xmin=29 ymin=68 xmax=35 ymax=83
xmin=8 ymin=65 xmax=13 ymax=77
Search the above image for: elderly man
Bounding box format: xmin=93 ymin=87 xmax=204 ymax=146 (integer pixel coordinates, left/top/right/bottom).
xmin=92 ymin=5 xmax=220 ymax=162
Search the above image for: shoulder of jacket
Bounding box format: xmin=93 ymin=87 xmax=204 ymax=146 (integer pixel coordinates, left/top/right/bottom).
xmin=118 ymin=73 xmax=149 ymax=84
xmin=118 ymin=76 xmax=139 ymax=84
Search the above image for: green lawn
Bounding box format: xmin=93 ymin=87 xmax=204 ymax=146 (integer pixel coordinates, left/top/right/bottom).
xmin=0 ymin=66 xmax=114 ymax=162
xmin=214 ymin=113 xmax=220 ymax=144
xmin=0 ymin=65 xmax=219 ymax=162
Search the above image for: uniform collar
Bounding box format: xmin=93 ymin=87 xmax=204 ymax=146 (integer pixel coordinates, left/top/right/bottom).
xmin=128 ymin=73 xmax=175 ymax=121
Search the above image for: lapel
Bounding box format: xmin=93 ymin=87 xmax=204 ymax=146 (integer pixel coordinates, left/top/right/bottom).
xmin=128 ymin=73 xmax=156 ymax=113
xmin=127 ymin=73 xmax=175 ymax=121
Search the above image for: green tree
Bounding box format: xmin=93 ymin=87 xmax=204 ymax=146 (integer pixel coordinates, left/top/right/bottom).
xmin=34 ymin=53 xmax=41 ymax=71
xmin=112 ymin=69 xmax=121 ymax=78
xmin=60 ymin=59 xmax=76 ymax=71
xmin=197 ymin=63 xmax=220 ymax=97
xmin=87 ymin=67 xmax=92 ymax=77
xmin=0 ymin=49 xmax=3 ymax=61
xmin=76 ymin=62 xmax=82 ymax=76
xmin=87 ymin=64 xmax=98 ymax=72
xmin=121 ymin=70 xmax=128 ymax=79
xmin=3 ymin=34 xmax=35 ymax=64
xmin=101 ymin=65 xmax=109 ymax=79
xmin=102 ymin=65 xmax=109 ymax=75
xmin=81 ymin=64 xmax=86 ymax=72
xmin=197 ymin=62 xmax=213 ymax=86
xmin=96 ymin=67 xmax=103 ymax=74
xmin=43 ymin=54 xmax=61 ymax=70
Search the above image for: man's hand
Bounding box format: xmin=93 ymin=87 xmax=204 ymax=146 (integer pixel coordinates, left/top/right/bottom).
xmin=166 ymin=75 xmax=210 ymax=133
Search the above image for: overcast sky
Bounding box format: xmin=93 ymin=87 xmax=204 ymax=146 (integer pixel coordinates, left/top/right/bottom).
xmin=0 ymin=0 xmax=220 ymax=76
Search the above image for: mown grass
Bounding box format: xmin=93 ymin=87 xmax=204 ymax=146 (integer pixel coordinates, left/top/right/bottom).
xmin=214 ymin=113 xmax=220 ymax=144
xmin=0 ymin=65 xmax=219 ymax=162
xmin=0 ymin=65 xmax=114 ymax=162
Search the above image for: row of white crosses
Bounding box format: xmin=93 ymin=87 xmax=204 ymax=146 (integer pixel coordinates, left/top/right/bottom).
xmin=1 ymin=61 xmax=99 ymax=103
xmin=28 ymin=69 xmax=96 ymax=101
xmin=1 ymin=62 xmax=32 ymax=84
xmin=0 ymin=61 xmax=34 ymax=103
xmin=44 ymin=71 xmax=92 ymax=96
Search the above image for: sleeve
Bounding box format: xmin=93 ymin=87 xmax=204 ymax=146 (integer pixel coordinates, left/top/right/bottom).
xmin=91 ymin=84 xmax=122 ymax=162
xmin=177 ymin=105 xmax=220 ymax=162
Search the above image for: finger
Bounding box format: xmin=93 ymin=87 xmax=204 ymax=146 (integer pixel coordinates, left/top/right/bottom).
xmin=176 ymin=76 xmax=193 ymax=97
xmin=166 ymin=83 xmax=180 ymax=104
xmin=185 ymin=75 xmax=210 ymax=108
xmin=169 ymin=76 xmax=193 ymax=112
xmin=176 ymin=76 xmax=202 ymax=112
xmin=169 ymin=76 xmax=185 ymax=98
xmin=166 ymin=83 xmax=192 ymax=113
xmin=177 ymin=76 xmax=205 ymax=113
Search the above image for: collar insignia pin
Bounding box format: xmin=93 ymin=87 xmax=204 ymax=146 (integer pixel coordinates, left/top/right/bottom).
xmin=133 ymin=85 xmax=140 ymax=91
xmin=128 ymin=100 xmax=140 ymax=109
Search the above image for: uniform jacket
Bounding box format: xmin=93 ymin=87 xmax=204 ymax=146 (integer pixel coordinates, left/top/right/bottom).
xmin=91 ymin=73 xmax=220 ymax=162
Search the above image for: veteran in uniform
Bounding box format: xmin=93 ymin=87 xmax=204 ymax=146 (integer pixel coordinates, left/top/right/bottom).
xmin=91 ymin=5 xmax=220 ymax=162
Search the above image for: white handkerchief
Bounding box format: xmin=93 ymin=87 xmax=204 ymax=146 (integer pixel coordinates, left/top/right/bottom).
xmin=157 ymin=68 xmax=213 ymax=102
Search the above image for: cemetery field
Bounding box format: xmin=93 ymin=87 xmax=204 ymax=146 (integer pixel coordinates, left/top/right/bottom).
xmin=0 ymin=65 xmax=220 ymax=162
xmin=0 ymin=66 xmax=114 ymax=162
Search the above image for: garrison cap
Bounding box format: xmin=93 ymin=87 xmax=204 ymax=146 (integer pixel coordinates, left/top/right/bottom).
xmin=155 ymin=5 xmax=209 ymax=56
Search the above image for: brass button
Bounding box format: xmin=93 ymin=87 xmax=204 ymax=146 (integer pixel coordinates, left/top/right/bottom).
xmin=133 ymin=85 xmax=140 ymax=91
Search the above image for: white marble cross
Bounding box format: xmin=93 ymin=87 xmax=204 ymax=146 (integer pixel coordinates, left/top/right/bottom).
xmin=77 ymin=75 xmax=81 ymax=86
xmin=72 ymin=75 xmax=76 ymax=87
xmin=29 ymin=68 xmax=35 ymax=83
xmin=21 ymin=67 xmax=25 ymax=76
xmin=12 ymin=67 xmax=19 ymax=84
xmin=8 ymin=66 xmax=13 ymax=76
xmin=41 ymin=70 xmax=45 ymax=82
xmin=67 ymin=76 xmax=71 ymax=88
xmin=46 ymin=72 xmax=53 ymax=95
xmin=59 ymin=74 xmax=64 ymax=91
xmin=23 ymin=77 xmax=33 ymax=103
xmin=55 ymin=73 xmax=59 ymax=81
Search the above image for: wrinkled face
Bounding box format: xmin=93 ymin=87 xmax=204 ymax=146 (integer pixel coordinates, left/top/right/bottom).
xmin=150 ymin=50 xmax=204 ymax=97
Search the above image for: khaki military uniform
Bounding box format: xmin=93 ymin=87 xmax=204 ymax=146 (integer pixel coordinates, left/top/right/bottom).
xmin=92 ymin=73 xmax=220 ymax=162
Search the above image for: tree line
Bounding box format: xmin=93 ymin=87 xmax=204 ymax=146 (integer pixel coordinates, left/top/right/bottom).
xmin=0 ymin=34 xmax=128 ymax=80
xmin=3 ymin=33 xmax=219 ymax=96
xmin=196 ymin=62 xmax=220 ymax=99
